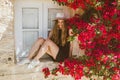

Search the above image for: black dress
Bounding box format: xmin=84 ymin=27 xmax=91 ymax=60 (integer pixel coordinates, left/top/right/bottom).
xmin=51 ymin=30 xmax=70 ymax=62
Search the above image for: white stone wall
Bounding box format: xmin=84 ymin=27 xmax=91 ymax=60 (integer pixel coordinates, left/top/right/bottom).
xmin=0 ymin=0 xmax=15 ymax=65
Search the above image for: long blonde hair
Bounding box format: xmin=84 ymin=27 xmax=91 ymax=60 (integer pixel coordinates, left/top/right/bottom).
xmin=50 ymin=20 xmax=68 ymax=46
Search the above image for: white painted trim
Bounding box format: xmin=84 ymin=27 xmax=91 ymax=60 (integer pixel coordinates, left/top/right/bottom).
xmin=14 ymin=1 xmax=43 ymax=54
xmin=14 ymin=3 xmax=23 ymax=53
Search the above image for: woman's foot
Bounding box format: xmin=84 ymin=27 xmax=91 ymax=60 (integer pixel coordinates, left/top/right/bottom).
xmin=17 ymin=58 xmax=31 ymax=65
xmin=28 ymin=60 xmax=40 ymax=69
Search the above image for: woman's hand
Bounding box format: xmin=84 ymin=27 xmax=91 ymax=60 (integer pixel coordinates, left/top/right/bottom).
xmin=69 ymin=29 xmax=74 ymax=36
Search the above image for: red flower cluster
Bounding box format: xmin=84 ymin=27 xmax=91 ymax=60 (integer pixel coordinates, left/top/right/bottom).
xmin=66 ymin=0 xmax=120 ymax=57
xmin=59 ymin=59 xmax=84 ymax=80
xmin=83 ymin=54 xmax=120 ymax=80
xmin=53 ymin=0 xmax=86 ymax=9
xmin=42 ymin=54 xmax=120 ymax=80
xmin=49 ymin=0 xmax=120 ymax=80
xmin=43 ymin=59 xmax=84 ymax=80
xmin=42 ymin=68 xmax=50 ymax=78
xmin=53 ymin=0 xmax=116 ymax=10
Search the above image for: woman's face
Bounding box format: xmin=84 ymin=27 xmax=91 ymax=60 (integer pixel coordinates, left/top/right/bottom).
xmin=57 ymin=19 xmax=64 ymax=29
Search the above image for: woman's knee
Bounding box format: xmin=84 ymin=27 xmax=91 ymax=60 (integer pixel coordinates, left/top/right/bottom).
xmin=37 ymin=37 xmax=45 ymax=42
xmin=45 ymin=39 xmax=53 ymax=44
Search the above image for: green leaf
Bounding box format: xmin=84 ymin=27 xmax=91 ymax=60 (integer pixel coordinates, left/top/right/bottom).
xmin=67 ymin=36 xmax=75 ymax=41
xmin=106 ymin=77 xmax=111 ymax=80
xmin=112 ymin=14 xmax=117 ymax=19
xmin=68 ymin=0 xmax=74 ymax=3
xmin=117 ymin=6 xmax=120 ymax=10
xmin=110 ymin=62 xmax=115 ymax=67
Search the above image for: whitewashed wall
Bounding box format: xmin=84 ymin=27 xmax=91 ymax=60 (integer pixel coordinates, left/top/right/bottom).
xmin=0 ymin=0 xmax=15 ymax=65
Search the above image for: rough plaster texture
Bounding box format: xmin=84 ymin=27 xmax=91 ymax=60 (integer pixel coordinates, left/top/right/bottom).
xmin=0 ymin=0 xmax=15 ymax=65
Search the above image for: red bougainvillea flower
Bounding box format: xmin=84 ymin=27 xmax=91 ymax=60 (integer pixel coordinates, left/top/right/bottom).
xmin=42 ymin=54 xmax=120 ymax=80
xmin=53 ymin=59 xmax=84 ymax=80
xmin=112 ymin=74 xmax=120 ymax=80
xmin=50 ymin=0 xmax=120 ymax=80
xmin=42 ymin=68 xmax=50 ymax=78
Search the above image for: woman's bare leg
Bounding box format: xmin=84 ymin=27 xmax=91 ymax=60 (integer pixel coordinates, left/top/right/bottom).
xmin=27 ymin=38 xmax=45 ymax=59
xmin=34 ymin=39 xmax=59 ymax=60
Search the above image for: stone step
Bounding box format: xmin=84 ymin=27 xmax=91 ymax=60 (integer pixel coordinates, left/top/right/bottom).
xmin=0 ymin=61 xmax=75 ymax=80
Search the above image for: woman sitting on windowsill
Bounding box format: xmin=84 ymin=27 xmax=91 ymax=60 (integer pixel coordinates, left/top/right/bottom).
xmin=18 ymin=13 xmax=73 ymax=69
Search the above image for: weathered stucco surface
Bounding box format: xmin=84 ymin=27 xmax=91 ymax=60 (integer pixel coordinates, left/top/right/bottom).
xmin=0 ymin=0 xmax=15 ymax=65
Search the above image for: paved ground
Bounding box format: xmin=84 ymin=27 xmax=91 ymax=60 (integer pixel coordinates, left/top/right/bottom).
xmin=0 ymin=58 xmax=75 ymax=80
xmin=0 ymin=58 xmax=103 ymax=80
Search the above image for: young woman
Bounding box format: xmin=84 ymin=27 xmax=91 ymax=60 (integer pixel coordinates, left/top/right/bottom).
xmin=18 ymin=13 xmax=73 ymax=69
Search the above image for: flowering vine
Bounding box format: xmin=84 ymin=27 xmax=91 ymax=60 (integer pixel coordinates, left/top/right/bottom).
xmin=42 ymin=0 xmax=120 ymax=80
xmin=65 ymin=0 xmax=120 ymax=57
xmin=43 ymin=54 xmax=120 ymax=80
